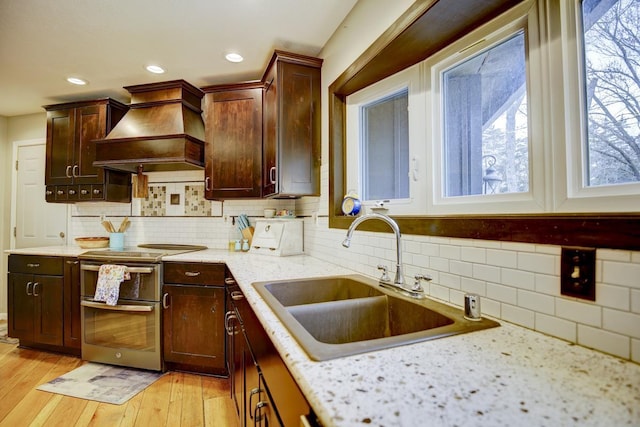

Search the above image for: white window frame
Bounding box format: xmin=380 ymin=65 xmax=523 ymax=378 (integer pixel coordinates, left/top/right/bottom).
xmin=554 ymin=0 xmax=640 ymax=212
xmin=346 ymin=64 xmax=427 ymax=215
xmin=425 ymin=0 xmax=546 ymax=214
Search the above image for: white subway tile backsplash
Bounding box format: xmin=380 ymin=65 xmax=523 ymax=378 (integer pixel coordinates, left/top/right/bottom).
xmin=439 ymin=244 xmax=461 ymax=260
xmin=633 ymin=339 xmax=640 ymax=364
xmin=438 ymin=272 xmax=461 ymax=289
xmin=602 ymin=260 xmax=640 ymax=290
xmin=460 ymin=246 xmax=485 ymax=263
xmin=481 ymin=297 xmax=501 ymax=318
xmin=517 ymin=289 xmax=555 ymax=315
xmin=517 ymin=252 xmax=556 ymax=274
xmin=449 ymin=260 xmax=472 ymax=277
xmin=534 ymin=273 xmax=560 ymax=296
xmin=502 ymin=304 xmax=535 ymax=328
xmin=501 ymin=268 xmax=535 ymax=290
xmin=598 ymin=249 xmax=631 ymax=262
xmin=632 ymin=290 xmax=640 ymax=314
xmin=486 ymin=282 xmax=517 ymax=304
xmin=597 ymin=283 xmax=630 ymax=311
xmin=535 ymin=313 xmax=576 ymax=342
xmin=555 ymin=298 xmax=601 ymax=327
xmin=602 ymin=308 xmax=640 ymax=339
xmin=578 ymin=325 xmax=630 ymax=359
xmin=472 ymin=263 xmax=501 ymax=283
xmin=430 ymin=283 xmax=451 ymax=302
xmin=486 ymin=249 xmax=517 ymax=268
xmin=430 ymin=257 xmax=450 ymax=273
xmin=460 ymin=277 xmax=485 ymax=296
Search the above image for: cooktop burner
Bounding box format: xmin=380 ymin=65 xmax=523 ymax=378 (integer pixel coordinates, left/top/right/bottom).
xmin=78 ymin=244 xmax=207 ymax=262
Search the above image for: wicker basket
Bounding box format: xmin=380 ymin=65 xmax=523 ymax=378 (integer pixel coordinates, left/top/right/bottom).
xmin=75 ymin=237 xmax=109 ymax=249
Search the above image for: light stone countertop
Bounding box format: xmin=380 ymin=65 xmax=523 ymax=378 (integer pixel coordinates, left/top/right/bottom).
xmin=7 ymin=247 xmax=640 ymax=426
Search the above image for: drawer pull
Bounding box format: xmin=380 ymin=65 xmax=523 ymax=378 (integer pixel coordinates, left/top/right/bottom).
xmin=162 ymin=293 xmax=169 ymax=309
xmin=184 ymin=271 xmax=201 ymax=277
xmin=224 ymin=277 xmax=236 ymax=285
xmin=224 ymin=311 xmax=237 ymax=335
xmin=26 ymin=263 xmax=40 ymax=268
xmin=230 ymin=291 xmax=244 ymax=301
xmin=32 ymin=282 xmax=40 ymax=297
xmin=26 ymin=282 xmax=33 ymax=296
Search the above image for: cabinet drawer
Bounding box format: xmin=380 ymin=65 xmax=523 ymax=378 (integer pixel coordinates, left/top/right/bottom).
xmin=9 ymin=255 xmax=64 ymax=276
xmin=163 ymin=262 xmax=225 ymax=285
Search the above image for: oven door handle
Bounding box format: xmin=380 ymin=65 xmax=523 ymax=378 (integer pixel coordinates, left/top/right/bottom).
xmin=81 ymin=265 xmax=155 ymax=274
xmin=81 ymin=300 xmax=154 ymax=312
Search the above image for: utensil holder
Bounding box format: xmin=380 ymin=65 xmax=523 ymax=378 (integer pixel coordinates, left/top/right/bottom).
xmin=109 ymin=232 xmax=125 ymax=249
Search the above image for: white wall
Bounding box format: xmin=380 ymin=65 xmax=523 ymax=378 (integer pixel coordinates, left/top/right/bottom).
xmin=298 ymin=0 xmax=640 ymax=364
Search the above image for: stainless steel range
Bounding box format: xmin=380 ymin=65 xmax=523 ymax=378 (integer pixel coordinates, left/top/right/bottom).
xmin=79 ymin=244 xmax=206 ymax=371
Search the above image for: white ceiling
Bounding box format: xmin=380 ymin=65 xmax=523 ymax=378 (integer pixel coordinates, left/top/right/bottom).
xmin=0 ymin=0 xmax=358 ymax=117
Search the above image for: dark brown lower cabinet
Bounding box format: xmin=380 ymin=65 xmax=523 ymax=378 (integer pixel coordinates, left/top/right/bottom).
xmin=226 ymin=280 xmax=317 ymax=427
xmin=63 ymin=258 xmax=81 ymax=352
xmin=8 ymin=255 xmax=65 ymax=349
xmin=162 ymin=262 xmax=227 ymax=375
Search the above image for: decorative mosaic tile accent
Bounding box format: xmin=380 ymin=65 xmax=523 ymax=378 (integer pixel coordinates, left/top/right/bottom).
xmin=185 ymin=184 xmax=211 ymax=216
xmin=140 ymin=186 xmax=166 ymax=216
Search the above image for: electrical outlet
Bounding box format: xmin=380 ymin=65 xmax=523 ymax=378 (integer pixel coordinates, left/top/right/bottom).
xmin=560 ymin=247 xmax=596 ymax=301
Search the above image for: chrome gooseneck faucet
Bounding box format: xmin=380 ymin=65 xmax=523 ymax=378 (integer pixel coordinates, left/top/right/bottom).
xmin=343 ymin=213 xmax=428 ymax=298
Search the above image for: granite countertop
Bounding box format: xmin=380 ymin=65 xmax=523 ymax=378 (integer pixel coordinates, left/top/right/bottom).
xmin=8 ymin=247 xmax=640 ymax=426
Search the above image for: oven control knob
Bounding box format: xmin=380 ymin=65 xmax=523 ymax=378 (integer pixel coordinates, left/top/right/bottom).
xmin=115 ymin=352 xmax=122 ymax=359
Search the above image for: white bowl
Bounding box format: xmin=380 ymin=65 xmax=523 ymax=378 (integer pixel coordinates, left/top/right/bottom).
xmin=264 ymin=209 xmax=276 ymax=218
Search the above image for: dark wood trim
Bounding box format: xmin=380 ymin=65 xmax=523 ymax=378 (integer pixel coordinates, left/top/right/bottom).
xmin=328 ymin=0 xmax=640 ymax=250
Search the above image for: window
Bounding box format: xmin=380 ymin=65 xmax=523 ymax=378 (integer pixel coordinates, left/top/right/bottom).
xmin=442 ymin=31 xmax=529 ymax=197
xmin=346 ymin=65 xmax=426 ymax=215
xmin=341 ymin=0 xmax=639 ymax=218
xmin=581 ymin=0 xmax=640 ymax=187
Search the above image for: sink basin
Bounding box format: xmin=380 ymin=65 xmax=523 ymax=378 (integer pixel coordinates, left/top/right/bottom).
xmin=253 ymin=275 xmax=499 ymax=361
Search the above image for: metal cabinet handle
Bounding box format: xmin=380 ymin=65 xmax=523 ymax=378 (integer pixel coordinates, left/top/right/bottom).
xmin=26 ymin=281 xmax=33 ymax=296
xmin=205 ymin=176 xmax=211 ymax=192
xmin=254 ymin=400 xmax=267 ymax=425
xmin=93 ymin=189 xmax=101 ymax=195
xmin=66 ymin=260 xmax=79 ymax=265
xmin=230 ymin=291 xmax=244 ymax=301
xmin=162 ymin=293 xmax=169 ymax=309
xmin=72 ymin=164 xmax=78 ymax=177
xmin=249 ymin=387 xmax=261 ymax=420
xmin=68 ymin=189 xmax=76 ymax=195
xmin=224 ymin=277 xmax=236 ymax=285
xmin=32 ymin=282 xmax=40 ymax=297
xmin=26 ymin=263 xmax=40 ymax=268
xmin=45 ymin=190 xmax=53 ymax=196
xmin=57 ymin=190 xmax=65 ymax=195
xmin=269 ymin=166 xmax=276 ymax=184
xmin=224 ymin=311 xmax=237 ymax=335
xmin=184 ymin=271 xmax=201 ymax=277
xmin=65 ymin=165 xmax=72 ymax=178
xmin=80 ymin=189 xmax=89 ymax=195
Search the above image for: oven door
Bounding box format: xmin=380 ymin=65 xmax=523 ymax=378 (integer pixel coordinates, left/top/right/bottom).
xmin=81 ymin=298 xmax=162 ymax=371
xmin=80 ymin=262 xmax=160 ymax=301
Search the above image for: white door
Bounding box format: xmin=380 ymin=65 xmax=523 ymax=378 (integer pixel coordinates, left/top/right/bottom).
xmin=13 ymin=141 xmax=67 ymax=248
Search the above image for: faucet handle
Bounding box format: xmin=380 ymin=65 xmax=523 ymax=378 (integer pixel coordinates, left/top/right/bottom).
xmin=377 ymin=264 xmax=391 ymax=283
xmin=412 ymin=274 xmax=432 ymax=292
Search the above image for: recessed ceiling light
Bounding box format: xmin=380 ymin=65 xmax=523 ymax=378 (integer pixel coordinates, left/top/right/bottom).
xmin=146 ymin=65 xmax=165 ymax=74
xmin=66 ymin=77 xmax=87 ymax=85
xmin=225 ymin=53 xmax=244 ymax=63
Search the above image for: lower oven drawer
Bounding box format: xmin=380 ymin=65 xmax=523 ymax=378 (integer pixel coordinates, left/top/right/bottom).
xmin=81 ymin=299 xmax=161 ymax=371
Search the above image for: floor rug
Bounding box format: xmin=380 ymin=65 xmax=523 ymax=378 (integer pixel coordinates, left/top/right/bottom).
xmin=37 ymin=362 xmax=164 ymax=405
xmin=0 ymin=322 xmax=19 ymax=344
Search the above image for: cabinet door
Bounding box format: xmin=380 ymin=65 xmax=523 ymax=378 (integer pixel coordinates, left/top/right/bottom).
xmin=74 ymin=104 xmax=107 ymax=185
xmin=278 ymin=62 xmax=321 ymax=196
xmin=63 ymin=258 xmax=81 ymax=350
xmin=262 ymin=63 xmax=279 ymax=197
xmin=45 ymin=108 xmax=75 ymax=186
xmin=8 ymin=273 xmax=35 ymax=341
xmin=163 ymin=285 xmax=226 ymax=373
xmin=205 ymin=88 xmax=263 ymax=199
xmin=33 ymin=275 xmax=64 ymax=346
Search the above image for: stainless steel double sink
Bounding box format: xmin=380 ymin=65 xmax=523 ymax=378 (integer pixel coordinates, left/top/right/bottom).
xmin=253 ymin=275 xmax=499 ymax=361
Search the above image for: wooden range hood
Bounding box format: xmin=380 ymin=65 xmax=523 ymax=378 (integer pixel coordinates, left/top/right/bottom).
xmin=94 ymin=80 xmax=205 ymax=173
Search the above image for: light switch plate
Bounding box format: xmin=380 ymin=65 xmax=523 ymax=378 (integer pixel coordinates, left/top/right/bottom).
xmin=560 ymin=247 xmax=596 ymax=301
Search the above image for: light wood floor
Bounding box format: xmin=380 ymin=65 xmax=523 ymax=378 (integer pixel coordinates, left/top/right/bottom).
xmin=0 ymin=341 xmax=239 ymax=427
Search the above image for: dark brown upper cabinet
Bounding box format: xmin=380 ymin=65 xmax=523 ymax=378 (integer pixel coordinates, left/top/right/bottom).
xmin=262 ymin=50 xmax=322 ymax=198
xmin=44 ymin=98 xmax=131 ymax=203
xmin=202 ymin=82 xmax=264 ymax=199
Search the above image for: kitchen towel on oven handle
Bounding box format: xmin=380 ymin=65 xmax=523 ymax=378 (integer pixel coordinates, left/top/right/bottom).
xmin=94 ymin=264 xmax=130 ymax=306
